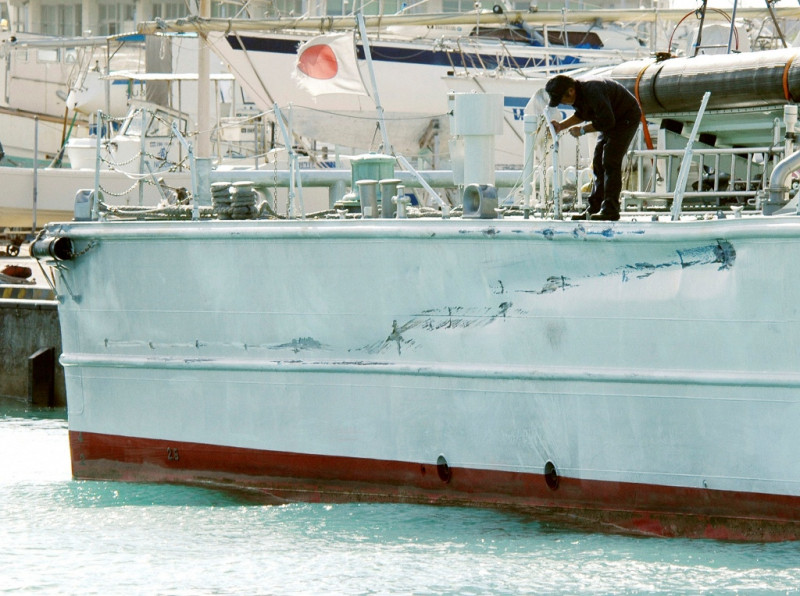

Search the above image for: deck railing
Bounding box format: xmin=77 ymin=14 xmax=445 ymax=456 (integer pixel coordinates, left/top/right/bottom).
xmin=622 ymin=143 xmax=786 ymax=213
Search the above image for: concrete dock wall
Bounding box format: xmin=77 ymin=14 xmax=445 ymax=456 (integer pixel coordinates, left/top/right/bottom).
xmin=0 ymin=298 xmax=65 ymax=407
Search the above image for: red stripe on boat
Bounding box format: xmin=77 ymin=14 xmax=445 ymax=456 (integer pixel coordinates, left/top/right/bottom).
xmin=69 ymin=430 xmax=800 ymax=541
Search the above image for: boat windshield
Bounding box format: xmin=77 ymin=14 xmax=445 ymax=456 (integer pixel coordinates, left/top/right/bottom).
xmin=467 ymin=26 xmax=604 ymax=49
xmin=121 ymin=108 xmax=188 ymax=138
xmin=468 ymin=26 xmax=530 ymax=43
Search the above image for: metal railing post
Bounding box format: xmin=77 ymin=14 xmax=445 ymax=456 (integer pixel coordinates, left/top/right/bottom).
xmin=92 ymin=111 xmax=103 ymax=220
xmin=671 ymin=92 xmax=711 ymax=221
xmin=32 ymin=116 xmax=38 ymax=232
xmin=171 ymin=121 xmax=199 ymax=220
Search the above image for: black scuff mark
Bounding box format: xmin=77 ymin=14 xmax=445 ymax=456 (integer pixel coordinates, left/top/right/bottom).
xmin=621 ymin=262 xmax=659 ymax=282
xmin=539 ymin=275 xmax=571 ymax=294
xmin=420 ymin=304 xmax=510 ymax=330
xmin=714 ymin=239 xmax=736 ymax=269
xmin=676 ymin=247 xmax=705 ymax=268
xmin=533 ymin=227 xmax=568 ymax=240
xmin=518 ymin=240 xmax=736 ymax=294
xmin=387 ymin=320 xmax=404 ymax=354
xmin=490 ymin=279 xmax=505 ymax=294
xmin=584 ymin=225 xmax=645 ymax=238
xmin=536 ymin=225 xmax=645 ymax=240
xmin=456 ymin=227 xmax=501 ymax=237
xmin=420 ymin=306 xmax=482 ymax=331
xmin=271 ymin=337 xmax=326 ymax=353
xmin=519 ymin=275 xmax=573 ymax=294
xmin=354 ymin=302 xmax=515 ymax=354
xmin=598 ymin=227 xmax=616 ymax=238
xmin=359 ymin=319 xmax=419 ymax=355
xmin=456 ymin=224 xmax=646 ymax=239
xmin=677 ymin=239 xmax=735 ymax=270
xmin=353 ymin=241 xmax=735 ymax=353
xmin=498 ymin=301 xmax=511 ymax=317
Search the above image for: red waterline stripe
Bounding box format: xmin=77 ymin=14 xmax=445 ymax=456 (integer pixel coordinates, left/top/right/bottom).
xmin=70 ymin=430 xmax=800 ymax=541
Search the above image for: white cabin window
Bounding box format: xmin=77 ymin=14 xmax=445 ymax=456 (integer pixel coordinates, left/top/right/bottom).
xmin=36 ymin=48 xmax=59 ymax=62
xmin=64 ymin=47 xmax=79 ymax=64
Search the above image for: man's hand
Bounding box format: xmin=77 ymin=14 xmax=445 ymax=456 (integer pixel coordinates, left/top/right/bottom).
xmin=550 ymin=120 xmax=562 ymax=134
xmin=569 ymin=127 xmax=582 ymax=138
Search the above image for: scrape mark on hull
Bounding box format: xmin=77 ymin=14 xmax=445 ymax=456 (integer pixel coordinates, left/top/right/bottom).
xmin=526 ymin=239 xmax=735 ymax=293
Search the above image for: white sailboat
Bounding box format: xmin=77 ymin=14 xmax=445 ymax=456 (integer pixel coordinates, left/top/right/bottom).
xmin=0 ymin=31 xmax=241 ymax=165
xmin=0 ymin=31 xmax=146 ymax=167
xmin=204 ymin=22 xmax=644 ymax=164
xmin=0 ymin=33 xmax=267 ymax=229
xmin=133 ymin=1 xmax=800 ymax=166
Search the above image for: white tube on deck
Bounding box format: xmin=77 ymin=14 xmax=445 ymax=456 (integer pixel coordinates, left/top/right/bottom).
xmin=785 ymin=103 xmax=798 ymax=157
xmin=453 ymin=93 xmax=503 ymax=186
xmin=522 ymin=111 xmax=537 ymax=212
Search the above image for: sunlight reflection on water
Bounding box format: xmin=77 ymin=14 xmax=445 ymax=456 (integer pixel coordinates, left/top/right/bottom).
xmin=2 ymin=398 xmax=800 ymax=594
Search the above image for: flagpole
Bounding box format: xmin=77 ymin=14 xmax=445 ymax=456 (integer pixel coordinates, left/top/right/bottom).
xmin=356 ymin=13 xmax=392 ymax=155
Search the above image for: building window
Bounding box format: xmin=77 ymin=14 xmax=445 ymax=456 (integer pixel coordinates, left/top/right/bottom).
xmin=255 ymin=0 xmax=304 ymax=17
xmin=40 ymin=3 xmax=82 ymax=36
xmin=152 ymin=1 xmax=188 ymax=20
xmin=358 ymin=0 xmax=402 ymax=15
xmin=211 ymin=1 xmax=247 ymax=18
xmin=15 ymin=1 xmax=29 ymax=32
xmin=98 ymin=2 xmax=136 ymax=35
xmin=442 ymin=0 xmax=479 ymax=12
xmin=322 ymin=0 xmax=344 ymax=15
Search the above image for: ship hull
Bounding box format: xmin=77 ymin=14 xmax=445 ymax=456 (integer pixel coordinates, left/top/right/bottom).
xmin=45 ymin=217 xmax=800 ymax=540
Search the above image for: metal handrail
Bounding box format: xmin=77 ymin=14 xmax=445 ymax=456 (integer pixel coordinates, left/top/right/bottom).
xmin=625 ymin=143 xmax=784 ymax=211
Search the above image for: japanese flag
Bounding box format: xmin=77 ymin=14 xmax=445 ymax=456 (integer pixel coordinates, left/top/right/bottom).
xmin=293 ymin=33 xmax=368 ymax=96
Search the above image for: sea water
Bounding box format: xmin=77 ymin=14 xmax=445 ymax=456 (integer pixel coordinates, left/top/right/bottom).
xmin=3 ymin=397 xmax=800 ymax=595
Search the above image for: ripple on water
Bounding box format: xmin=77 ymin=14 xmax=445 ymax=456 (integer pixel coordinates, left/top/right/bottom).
xmin=3 ymin=398 xmax=800 ymax=594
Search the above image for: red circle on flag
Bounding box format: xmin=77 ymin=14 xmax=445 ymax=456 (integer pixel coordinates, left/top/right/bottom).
xmin=297 ymin=45 xmax=338 ymax=80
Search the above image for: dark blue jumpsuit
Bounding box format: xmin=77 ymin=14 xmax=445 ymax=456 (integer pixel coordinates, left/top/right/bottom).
xmin=572 ymin=79 xmax=642 ymax=217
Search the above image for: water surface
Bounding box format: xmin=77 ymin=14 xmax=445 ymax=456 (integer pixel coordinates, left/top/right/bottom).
xmin=2 ymin=397 xmax=799 ymax=594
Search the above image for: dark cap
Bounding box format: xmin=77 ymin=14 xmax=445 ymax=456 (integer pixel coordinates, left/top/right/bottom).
xmin=545 ymin=75 xmax=574 ymax=107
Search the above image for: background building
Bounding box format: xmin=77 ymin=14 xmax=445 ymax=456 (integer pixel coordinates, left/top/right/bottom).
xmin=1 ymin=0 xmax=653 ymax=37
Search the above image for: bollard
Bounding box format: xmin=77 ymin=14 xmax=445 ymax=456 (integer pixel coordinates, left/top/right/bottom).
xmin=379 ymin=178 xmax=401 ymax=218
xmin=356 ymin=179 xmax=379 ymax=218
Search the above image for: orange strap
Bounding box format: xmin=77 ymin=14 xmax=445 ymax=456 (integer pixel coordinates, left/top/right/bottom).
xmin=783 ymin=52 xmax=798 ymax=102
xmin=634 ymin=61 xmax=654 ymax=150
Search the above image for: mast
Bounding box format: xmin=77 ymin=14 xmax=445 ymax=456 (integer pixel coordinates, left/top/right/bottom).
xmin=137 ymin=6 xmax=800 ymax=34
xmin=195 ymin=0 xmax=212 ymax=204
